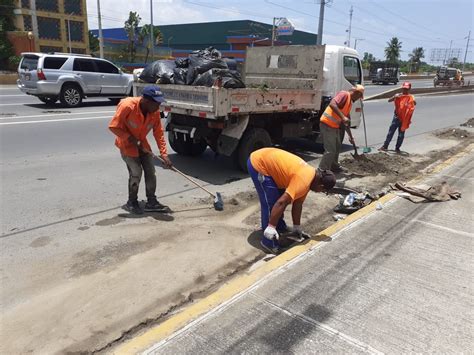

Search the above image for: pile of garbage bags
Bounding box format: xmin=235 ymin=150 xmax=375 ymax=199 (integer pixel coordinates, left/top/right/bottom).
xmin=139 ymin=47 xmax=245 ymax=89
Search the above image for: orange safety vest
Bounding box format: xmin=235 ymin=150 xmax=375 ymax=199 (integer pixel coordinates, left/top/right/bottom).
xmin=394 ymin=94 xmax=415 ymax=132
xmin=320 ymin=91 xmax=352 ymax=129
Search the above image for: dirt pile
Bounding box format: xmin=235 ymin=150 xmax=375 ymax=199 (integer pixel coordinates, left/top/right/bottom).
xmin=341 ymin=153 xmax=414 ymax=176
xmin=460 ymin=118 xmax=474 ymax=128
xmin=436 ymin=128 xmax=473 ymax=140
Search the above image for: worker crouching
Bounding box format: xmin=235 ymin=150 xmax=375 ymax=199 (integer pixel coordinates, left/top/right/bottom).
xmin=248 ymin=148 xmax=336 ymax=254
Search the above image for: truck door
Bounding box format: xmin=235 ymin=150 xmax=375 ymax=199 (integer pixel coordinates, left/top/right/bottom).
xmin=342 ymin=55 xmax=363 ymax=128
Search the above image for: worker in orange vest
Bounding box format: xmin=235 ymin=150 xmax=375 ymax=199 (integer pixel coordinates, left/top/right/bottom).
xmin=318 ymin=85 xmax=365 ymax=173
xmin=379 ymin=81 xmax=416 ymax=153
xmin=109 ymin=85 xmax=173 ymax=215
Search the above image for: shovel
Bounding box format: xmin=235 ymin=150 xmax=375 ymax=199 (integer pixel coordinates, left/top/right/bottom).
xmin=345 ymin=126 xmax=366 ymax=161
xmin=143 ymin=149 xmax=224 ymax=211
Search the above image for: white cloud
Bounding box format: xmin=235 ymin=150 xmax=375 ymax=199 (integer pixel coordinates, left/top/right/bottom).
xmin=87 ymin=0 xmax=207 ymax=29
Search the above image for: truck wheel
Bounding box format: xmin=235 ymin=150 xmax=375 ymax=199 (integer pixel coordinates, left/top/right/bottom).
xmin=60 ymin=84 xmax=83 ymax=108
xmin=168 ymin=131 xmax=207 ymax=156
xmin=236 ymin=128 xmax=272 ymax=172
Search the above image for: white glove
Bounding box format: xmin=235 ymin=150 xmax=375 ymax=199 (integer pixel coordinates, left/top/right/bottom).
xmin=263 ymin=225 xmax=279 ymax=241
xmin=288 ymin=225 xmax=311 ymax=240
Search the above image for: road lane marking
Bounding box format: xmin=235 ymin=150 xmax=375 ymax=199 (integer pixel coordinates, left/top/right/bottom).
xmin=0 ymin=94 xmax=27 ymax=97
xmin=0 ymin=110 xmax=115 ymax=120
xmin=0 ymin=115 xmax=111 ymax=125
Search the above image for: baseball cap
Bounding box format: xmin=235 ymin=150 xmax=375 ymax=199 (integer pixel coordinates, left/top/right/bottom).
xmin=402 ymin=81 xmax=411 ymax=89
xmin=142 ymin=85 xmax=167 ymax=104
xmin=353 ymin=84 xmax=365 ymax=97
xmin=318 ymin=169 xmax=336 ymax=190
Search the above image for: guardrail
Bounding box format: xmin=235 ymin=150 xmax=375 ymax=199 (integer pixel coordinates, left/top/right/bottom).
xmin=365 ymin=83 xmax=474 ymax=101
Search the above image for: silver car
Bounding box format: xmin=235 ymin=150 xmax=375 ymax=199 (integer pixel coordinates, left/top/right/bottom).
xmin=17 ymin=52 xmax=133 ymax=107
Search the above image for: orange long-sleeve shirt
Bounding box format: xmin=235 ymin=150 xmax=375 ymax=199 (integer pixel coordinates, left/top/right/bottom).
xmin=108 ymin=97 xmax=168 ymax=158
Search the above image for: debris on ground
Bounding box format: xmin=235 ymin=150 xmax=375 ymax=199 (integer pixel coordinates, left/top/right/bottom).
xmin=390 ymin=181 xmax=462 ymax=203
xmin=341 ymin=152 xmax=414 ymax=176
xmin=436 ymin=128 xmax=473 ymax=140
xmin=333 ymin=214 xmax=346 ymax=221
xmin=333 ymin=191 xmax=374 ymax=214
xmin=460 ymin=117 xmax=474 ymax=128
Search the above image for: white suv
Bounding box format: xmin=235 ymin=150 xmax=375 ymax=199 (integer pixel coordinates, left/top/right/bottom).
xmin=17 ymin=52 xmax=133 ymax=107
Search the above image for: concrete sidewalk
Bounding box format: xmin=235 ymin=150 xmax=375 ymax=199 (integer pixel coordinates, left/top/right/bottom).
xmin=138 ymin=151 xmax=473 ymax=354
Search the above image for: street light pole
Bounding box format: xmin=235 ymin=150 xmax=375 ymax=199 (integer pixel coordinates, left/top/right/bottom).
xmin=67 ymin=13 xmax=73 ymax=53
xmin=150 ymin=0 xmax=154 ymax=62
xmin=97 ymin=0 xmax=104 ymax=58
xmin=316 ymin=0 xmax=325 ymax=45
xmin=354 ymin=38 xmax=364 ymax=50
xmin=463 ymin=30 xmax=471 ymax=71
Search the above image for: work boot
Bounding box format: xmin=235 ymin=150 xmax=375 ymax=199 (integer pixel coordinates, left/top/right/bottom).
xmin=123 ymin=200 xmax=143 ymax=215
xmin=144 ymin=198 xmax=172 ymax=213
xmin=395 ymin=148 xmax=402 ymax=154
xmin=378 ymin=146 xmax=388 ymax=152
xmin=260 ymin=237 xmax=282 ymax=255
xmin=331 ymin=165 xmax=345 ymax=174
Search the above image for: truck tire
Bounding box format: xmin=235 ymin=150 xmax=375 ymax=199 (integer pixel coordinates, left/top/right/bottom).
xmin=60 ymin=84 xmax=83 ymax=108
xmin=168 ymin=131 xmax=207 ymax=156
xmin=236 ymin=127 xmax=272 ymax=172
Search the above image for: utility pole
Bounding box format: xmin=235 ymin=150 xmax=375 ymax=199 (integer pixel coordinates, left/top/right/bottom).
xmin=463 ymin=30 xmax=471 ymax=71
xmin=271 ymin=17 xmax=276 ymax=46
xmin=346 ymin=5 xmax=353 ymax=47
xmin=97 ymin=0 xmax=104 ymax=58
xmin=150 ymin=0 xmax=154 ymax=62
xmin=444 ymin=39 xmax=453 ymax=65
xmin=354 ymin=38 xmax=364 ymax=50
xmin=316 ymin=0 xmax=325 ymax=45
xmin=67 ymin=13 xmax=73 ymax=53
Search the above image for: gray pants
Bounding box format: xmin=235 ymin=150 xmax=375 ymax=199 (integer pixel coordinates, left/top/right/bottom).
xmin=121 ymin=152 xmax=156 ymax=202
xmin=319 ymin=123 xmax=342 ymax=171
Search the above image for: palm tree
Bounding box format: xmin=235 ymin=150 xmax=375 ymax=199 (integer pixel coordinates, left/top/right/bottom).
xmin=408 ymin=47 xmax=424 ymax=73
xmin=124 ymin=11 xmax=141 ymax=63
xmin=138 ymin=25 xmax=163 ymax=63
xmin=384 ymin=37 xmax=402 ymax=63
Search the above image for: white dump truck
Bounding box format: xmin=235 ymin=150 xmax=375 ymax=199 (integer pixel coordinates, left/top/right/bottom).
xmin=133 ymin=45 xmax=363 ymax=171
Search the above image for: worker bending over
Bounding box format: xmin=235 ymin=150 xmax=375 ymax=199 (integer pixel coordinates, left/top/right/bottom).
xmin=109 ymin=85 xmax=173 ymax=215
xmin=248 ymin=147 xmax=336 ymax=254
xmin=379 ymin=81 xmax=416 ymax=153
xmin=318 ymin=85 xmax=364 ymax=173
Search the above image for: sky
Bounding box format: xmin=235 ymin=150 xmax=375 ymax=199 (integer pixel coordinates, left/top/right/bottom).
xmin=86 ymin=0 xmax=473 ymax=64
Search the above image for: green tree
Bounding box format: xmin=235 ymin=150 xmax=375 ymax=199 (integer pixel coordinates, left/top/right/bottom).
xmin=124 ymin=11 xmax=141 ymax=63
xmin=362 ymin=52 xmax=375 ymax=69
xmin=138 ymin=24 xmax=163 ymax=63
xmin=88 ymin=31 xmax=99 ymax=54
xmin=0 ymin=0 xmax=16 ymax=69
xmin=384 ymin=37 xmax=402 ymax=63
xmin=408 ymin=47 xmax=424 ymax=73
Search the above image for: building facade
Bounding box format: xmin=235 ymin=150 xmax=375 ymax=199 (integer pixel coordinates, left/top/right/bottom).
xmin=91 ymin=20 xmax=317 ymax=66
xmin=12 ymin=0 xmax=89 ymax=54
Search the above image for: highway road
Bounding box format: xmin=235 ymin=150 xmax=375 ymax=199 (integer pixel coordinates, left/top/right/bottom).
xmin=1 ymin=84 xmax=473 ymax=353
xmin=1 ymin=86 xmax=473 ymax=235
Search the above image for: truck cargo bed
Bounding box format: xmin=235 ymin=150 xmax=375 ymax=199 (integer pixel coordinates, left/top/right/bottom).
xmin=134 ymin=83 xmax=322 ymax=119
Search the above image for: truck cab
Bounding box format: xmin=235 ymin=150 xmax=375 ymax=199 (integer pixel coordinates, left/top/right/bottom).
xmin=322 ymin=45 xmax=364 ymax=128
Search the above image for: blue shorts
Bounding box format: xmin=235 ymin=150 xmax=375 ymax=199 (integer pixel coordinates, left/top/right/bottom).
xmin=247 ymin=158 xmax=287 ymax=232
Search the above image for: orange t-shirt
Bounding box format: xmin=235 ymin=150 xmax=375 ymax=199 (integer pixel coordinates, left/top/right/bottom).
xmin=250 ymin=148 xmax=316 ymax=202
xmin=394 ymin=94 xmax=415 ymax=132
xmin=108 ymin=97 xmax=167 ymax=157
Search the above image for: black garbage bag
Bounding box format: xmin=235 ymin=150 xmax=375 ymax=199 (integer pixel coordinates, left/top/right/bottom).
xmin=186 ymin=47 xmax=228 ymax=85
xmin=139 ymin=60 xmax=176 ymax=84
xmin=175 ymin=57 xmax=189 ymax=68
xmin=223 ymin=58 xmax=238 ymax=71
xmin=192 ymin=68 xmax=245 ymax=89
xmin=173 ymin=67 xmax=188 ymax=85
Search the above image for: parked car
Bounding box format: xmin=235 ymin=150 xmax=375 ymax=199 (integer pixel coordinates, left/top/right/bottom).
xmin=17 ymin=52 xmax=133 ymax=107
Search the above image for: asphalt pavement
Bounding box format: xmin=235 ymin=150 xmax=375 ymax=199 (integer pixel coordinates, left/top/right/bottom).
xmin=143 ymin=149 xmax=474 ymax=354
xmin=0 ymin=85 xmax=473 ymax=235
xmin=363 ymin=78 xmax=434 ymax=97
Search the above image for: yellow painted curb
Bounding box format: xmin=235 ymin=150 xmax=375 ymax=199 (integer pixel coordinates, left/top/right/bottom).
xmin=113 ymin=144 xmax=473 ymax=354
